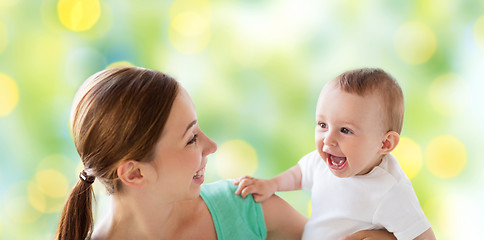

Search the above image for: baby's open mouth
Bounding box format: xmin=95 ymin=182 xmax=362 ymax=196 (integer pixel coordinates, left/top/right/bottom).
xmin=328 ymin=154 xmax=347 ymax=170
xmin=193 ymin=167 xmax=205 ymax=179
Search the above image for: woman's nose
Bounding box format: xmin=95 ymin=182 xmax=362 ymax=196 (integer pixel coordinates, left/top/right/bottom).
xmin=202 ymin=132 xmax=217 ymax=156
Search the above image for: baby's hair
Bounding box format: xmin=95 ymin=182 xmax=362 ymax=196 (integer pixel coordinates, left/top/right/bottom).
xmin=333 ymin=68 xmax=404 ymax=134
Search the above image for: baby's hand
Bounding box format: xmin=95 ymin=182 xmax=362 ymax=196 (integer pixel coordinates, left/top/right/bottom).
xmin=233 ymin=176 xmax=276 ymax=202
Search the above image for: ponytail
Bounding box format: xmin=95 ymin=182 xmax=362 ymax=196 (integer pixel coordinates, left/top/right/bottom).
xmin=56 ymin=173 xmax=95 ymax=240
xmin=58 ymin=67 xmax=180 ymax=239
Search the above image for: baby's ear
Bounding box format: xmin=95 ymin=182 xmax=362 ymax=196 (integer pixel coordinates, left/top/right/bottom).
xmin=117 ymin=160 xmax=147 ymax=188
xmin=379 ymin=131 xmax=400 ymax=154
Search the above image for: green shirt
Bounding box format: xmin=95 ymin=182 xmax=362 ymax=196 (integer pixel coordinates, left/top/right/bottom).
xmin=200 ymin=180 xmax=267 ymax=240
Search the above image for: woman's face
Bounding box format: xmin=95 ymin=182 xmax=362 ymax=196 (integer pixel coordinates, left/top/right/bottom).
xmin=148 ymin=87 xmax=217 ymax=201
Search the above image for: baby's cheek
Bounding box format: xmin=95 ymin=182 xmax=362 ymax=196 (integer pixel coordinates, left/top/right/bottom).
xmin=314 ymin=132 xmax=324 ymax=143
xmin=314 ymin=140 xmax=324 ymax=153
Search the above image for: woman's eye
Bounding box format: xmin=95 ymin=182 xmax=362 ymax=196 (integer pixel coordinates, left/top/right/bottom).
xmin=341 ymin=128 xmax=352 ymax=134
xmin=187 ymin=134 xmax=198 ymax=145
xmin=318 ymin=122 xmax=327 ymax=129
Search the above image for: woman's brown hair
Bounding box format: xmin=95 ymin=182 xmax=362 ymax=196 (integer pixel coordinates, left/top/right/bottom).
xmin=55 ymin=67 xmax=179 ymax=240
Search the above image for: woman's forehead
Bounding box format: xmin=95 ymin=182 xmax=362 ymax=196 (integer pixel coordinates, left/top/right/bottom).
xmin=160 ymin=88 xmax=197 ymax=139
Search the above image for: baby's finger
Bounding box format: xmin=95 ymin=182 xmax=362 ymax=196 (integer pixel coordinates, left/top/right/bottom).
xmin=234 ymin=179 xmax=252 ymax=194
xmin=233 ymin=178 xmax=242 ymax=185
xmin=234 ymin=184 xmax=245 ymax=195
xmin=233 ymin=175 xmax=252 ymax=185
xmin=241 ymin=185 xmax=256 ymax=199
xmin=239 ymin=178 xmax=254 ymax=188
xmin=252 ymin=194 xmax=264 ymax=203
xmin=234 ymin=187 xmax=240 ymax=195
xmin=235 ymin=181 xmax=250 ymax=195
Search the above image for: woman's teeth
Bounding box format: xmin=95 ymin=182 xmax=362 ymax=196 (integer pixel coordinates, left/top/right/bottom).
xmin=193 ymin=168 xmax=205 ymax=179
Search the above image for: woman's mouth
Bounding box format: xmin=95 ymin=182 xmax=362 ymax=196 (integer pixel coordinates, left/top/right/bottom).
xmin=327 ymin=154 xmax=347 ymax=170
xmin=193 ymin=167 xmax=205 ymax=179
xmin=193 ymin=167 xmax=205 ymax=184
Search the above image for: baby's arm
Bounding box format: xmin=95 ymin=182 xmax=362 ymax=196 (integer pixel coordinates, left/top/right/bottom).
xmin=234 ymin=165 xmax=302 ymax=202
xmin=413 ymin=228 xmax=436 ymax=240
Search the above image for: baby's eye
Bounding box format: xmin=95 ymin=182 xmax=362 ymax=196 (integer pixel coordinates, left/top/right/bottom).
xmin=318 ymin=122 xmax=328 ymax=129
xmin=340 ymin=128 xmax=353 ymax=134
xmin=187 ymin=134 xmax=199 ymax=145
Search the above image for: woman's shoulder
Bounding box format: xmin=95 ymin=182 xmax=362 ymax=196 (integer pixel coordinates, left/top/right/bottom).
xmin=200 ymin=179 xmax=259 ymax=215
xmin=201 ymin=179 xmax=237 ymax=195
xmin=200 ymin=179 xmax=267 ymax=239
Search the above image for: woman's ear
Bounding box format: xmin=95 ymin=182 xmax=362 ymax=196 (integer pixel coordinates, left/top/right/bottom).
xmin=117 ymin=160 xmax=147 ymax=188
xmin=379 ymin=131 xmax=400 ymax=154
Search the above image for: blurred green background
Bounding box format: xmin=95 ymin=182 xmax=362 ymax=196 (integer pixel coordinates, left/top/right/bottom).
xmin=1 ymin=0 xmax=483 ymax=239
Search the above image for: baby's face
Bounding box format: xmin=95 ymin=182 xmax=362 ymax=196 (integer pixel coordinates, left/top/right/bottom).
xmin=315 ymin=82 xmax=387 ymax=178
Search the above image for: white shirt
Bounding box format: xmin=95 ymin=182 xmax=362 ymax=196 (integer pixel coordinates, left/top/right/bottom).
xmin=298 ymin=151 xmax=431 ymax=240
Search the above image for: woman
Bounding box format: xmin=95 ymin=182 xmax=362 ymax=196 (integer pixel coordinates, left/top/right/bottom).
xmin=56 ymin=66 xmax=396 ymax=239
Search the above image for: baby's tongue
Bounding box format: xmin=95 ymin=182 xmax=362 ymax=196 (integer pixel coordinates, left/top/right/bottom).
xmin=331 ymin=155 xmax=346 ymax=166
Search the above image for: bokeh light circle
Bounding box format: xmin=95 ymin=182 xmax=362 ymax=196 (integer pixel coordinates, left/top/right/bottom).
xmin=28 ymin=159 xmax=72 ymax=213
xmin=213 ymin=139 xmax=258 ymax=179
xmin=0 ymin=73 xmax=19 ymax=117
xmin=429 ymin=73 xmax=470 ymax=116
xmin=0 ymin=21 xmax=7 ymax=54
xmin=394 ymin=22 xmax=437 ymax=64
xmin=169 ymin=0 xmax=211 ymax=54
xmin=58 ymin=0 xmax=101 ymax=32
xmin=169 ymin=13 xmax=210 ymax=54
xmin=425 ymin=135 xmax=467 ymax=178
xmin=28 ymin=181 xmax=47 ymax=213
xmin=4 ymin=182 xmax=42 ymax=224
xmin=35 ymin=169 xmax=69 ymax=198
xmin=169 ymin=0 xmax=211 ymax=24
xmin=171 ymin=11 xmax=209 ymax=37
xmin=28 ymin=179 xmax=68 ymax=213
xmin=37 ymin=154 xmax=76 ymax=175
xmin=0 ymin=0 xmax=19 ymax=7
xmin=473 ymin=15 xmax=484 ymax=52
xmin=392 ymin=137 xmax=422 ymax=179
xmin=106 ymin=61 xmax=134 ymax=69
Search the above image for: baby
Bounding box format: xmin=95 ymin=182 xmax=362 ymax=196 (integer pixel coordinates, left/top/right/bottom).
xmin=235 ymin=68 xmax=435 ymax=240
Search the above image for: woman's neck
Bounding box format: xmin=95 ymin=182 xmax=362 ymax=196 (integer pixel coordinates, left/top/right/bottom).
xmin=92 ymin=194 xmax=210 ymax=240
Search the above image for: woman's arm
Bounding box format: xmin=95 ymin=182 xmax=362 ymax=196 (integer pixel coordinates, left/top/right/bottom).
xmin=413 ymin=228 xmax=436 ymax=240
xmin=261 ymin=194 xmax=307 ymax=240
xmin=342 ymin=229 xmax=397 ymax=240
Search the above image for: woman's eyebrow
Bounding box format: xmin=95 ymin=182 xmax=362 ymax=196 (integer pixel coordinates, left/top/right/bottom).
xmin=182 ymin=120 xmax=197 ymax=138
